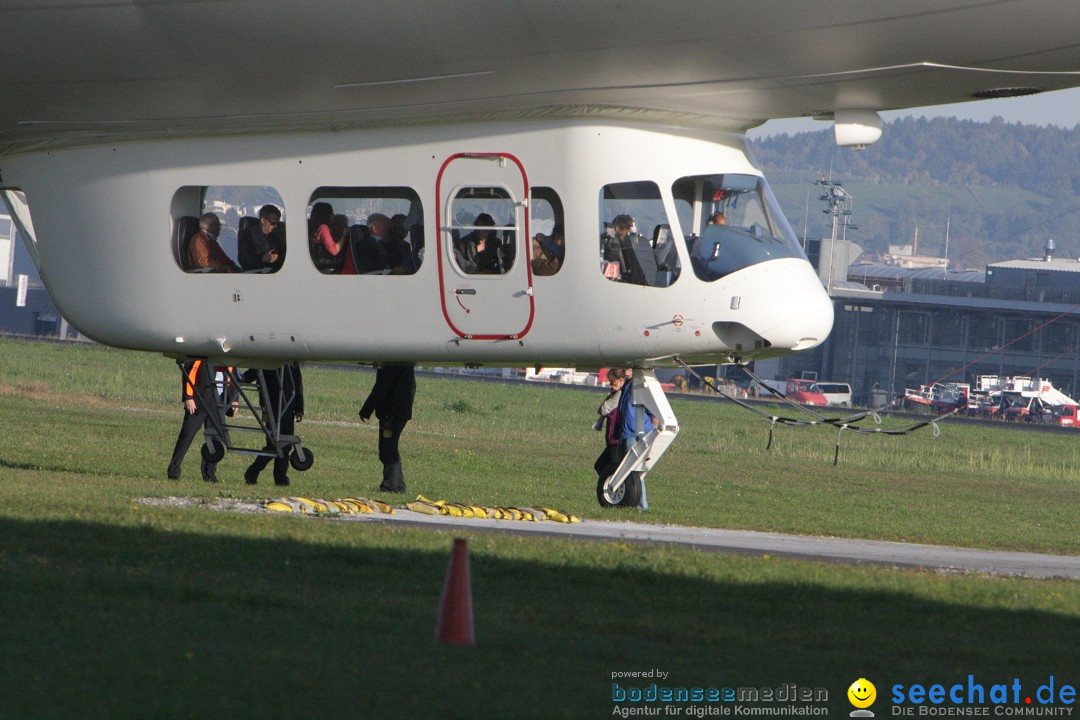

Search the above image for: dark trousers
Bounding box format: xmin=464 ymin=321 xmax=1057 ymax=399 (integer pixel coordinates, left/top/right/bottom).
xmin=378 ymin=419 xmax=407 ymax=492
xmin=245 ymin=406 xmax=296 ymax=484
xmin=594 ymin=444 xmax=618 ymax=477
xmin=167 ymin=393 xmax=218 ymax=481
xmin=596 ymin=441 xmax=631 ymax=482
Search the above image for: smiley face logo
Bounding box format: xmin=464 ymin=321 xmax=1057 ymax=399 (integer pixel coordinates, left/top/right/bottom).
xmin=848 ymin=678 xmax=877 ymax=709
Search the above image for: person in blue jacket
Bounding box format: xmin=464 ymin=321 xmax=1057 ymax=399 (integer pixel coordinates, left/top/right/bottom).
xmin=598 ymin=372 xmax=658 ymax=482
xmin=617 ymin=373 xmax=657 ymax=446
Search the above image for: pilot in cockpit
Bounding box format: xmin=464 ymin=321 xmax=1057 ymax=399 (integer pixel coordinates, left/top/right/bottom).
xmin=707 ymin=211 xmax=727 ymax=227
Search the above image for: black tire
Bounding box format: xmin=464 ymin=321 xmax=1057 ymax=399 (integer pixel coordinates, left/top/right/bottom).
xmin=289 ymin=445 xmax=314 ymax=471
xmin=596 ymin=472 xmax=643 ymax=508
xmin=201 ymin=438 xmax=225 ymax=463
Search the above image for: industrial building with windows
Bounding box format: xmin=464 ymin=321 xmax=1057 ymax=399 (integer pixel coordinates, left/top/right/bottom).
xmin=0 ymin=209 xmax=69 ymax=338
xmin=773 ymin=242 xmax=1080 ymax=407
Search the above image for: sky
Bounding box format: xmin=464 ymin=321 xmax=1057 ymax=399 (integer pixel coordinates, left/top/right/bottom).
xmin=747 ymin=87 xmax=1080 ymax=139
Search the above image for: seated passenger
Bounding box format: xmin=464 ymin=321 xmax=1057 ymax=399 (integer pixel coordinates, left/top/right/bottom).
xmin=531 ymin=223 xmax=564 ymax=276
xmin=238 ymin=204 xmax=284 ymax=271
xmin=602 ymin=214 xmax=649 ymax=285
xmin=309 ymin=201 xmax=348 ymax=273
xmin=332 ymin=214 xmax=362 ymax=275
xmin=332 ymin=214 xmax=349 ymax=244
xmin=707 ymin=211 xmax=727 ymax=226
xmin=406 ymin=221 xmax=425 ymax=268
xmin=350 ymin=214 xmax=383 ymax=274
xmin=456 ymin=213 xmax=501 ymax=274
xmin=352 ymin=213 xmax=413 ymax=274
xmin=188 ymin=212 xmax=240 ymax=272
xmin=388 ymin=214 xmax=417 ymax=274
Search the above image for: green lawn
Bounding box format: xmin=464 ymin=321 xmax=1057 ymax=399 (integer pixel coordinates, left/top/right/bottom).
xmin=1 ymin=337 xmax=1078 ymax=719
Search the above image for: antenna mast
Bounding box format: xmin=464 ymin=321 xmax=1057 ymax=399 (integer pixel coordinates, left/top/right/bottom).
xmin=816 ymin=177 xmax=857 ymax=293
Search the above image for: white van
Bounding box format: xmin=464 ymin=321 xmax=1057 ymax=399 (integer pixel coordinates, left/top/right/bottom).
xmin=816 ymin=382 xmax=853 ymax=407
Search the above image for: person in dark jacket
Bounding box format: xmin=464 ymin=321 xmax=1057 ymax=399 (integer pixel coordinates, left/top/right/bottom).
xmin=594 ymin=368 xmax=628 ymax=477
xmin=167 ymin=359 xmax=222 ymax=482
xmin=359 ymin=364 xmax=416 ymax=493
xmin=238 ymin=204 xmax=284 ymax=272
xmin=352 ymin=213 xmax=415 ymax=275
xmin=242 ymin=363 xmax=304 ymax=487
xmin=455 ymin=212 xmax=502 ymax=274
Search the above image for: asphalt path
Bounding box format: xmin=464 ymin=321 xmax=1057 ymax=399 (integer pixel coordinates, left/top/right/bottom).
xmin=340 ymin=508 xmax=1080 ymax=580
xmin=142 ymin=496 xmax=1080 ymax=580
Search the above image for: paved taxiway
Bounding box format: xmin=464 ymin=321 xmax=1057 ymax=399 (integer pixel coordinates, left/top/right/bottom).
xmin=147 ymin=496 xmax=1079 ymax=580
xmin=346 ymin=509 xmax=1080 ymax=580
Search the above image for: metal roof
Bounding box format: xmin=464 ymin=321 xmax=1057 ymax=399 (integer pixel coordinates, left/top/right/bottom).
xmin=987 ymin=259 xmax=1080 ymax=273
xmin=831 ymin=279 xmax=874 ymax=291
xmin=878 ymin=292 xmax=1080 ymax=315
xmin=847 ymin=264 xmax=985 ymax=283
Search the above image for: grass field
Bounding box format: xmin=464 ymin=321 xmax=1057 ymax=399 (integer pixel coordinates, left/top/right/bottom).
xmin=1 ymin=337 xmax=1079 ymax=719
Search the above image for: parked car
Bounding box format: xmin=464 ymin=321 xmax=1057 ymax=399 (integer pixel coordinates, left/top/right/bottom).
xmin=816 ymin=382 xmax=853 ymax=408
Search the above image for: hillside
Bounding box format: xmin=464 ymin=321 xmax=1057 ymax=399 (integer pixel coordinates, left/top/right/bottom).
xmin=748 ymin=116 xmax=1080 ymax=268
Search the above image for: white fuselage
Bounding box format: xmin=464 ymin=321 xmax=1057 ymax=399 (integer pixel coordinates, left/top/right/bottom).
xmin=3 ymin=120 xmax=832 ymax=366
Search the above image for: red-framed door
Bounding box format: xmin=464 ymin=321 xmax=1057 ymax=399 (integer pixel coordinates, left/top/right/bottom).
xmin=435 ymin=152 xmax=534 ymax=340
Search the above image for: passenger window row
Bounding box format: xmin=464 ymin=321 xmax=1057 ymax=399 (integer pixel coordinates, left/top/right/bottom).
xmin=173 ymin=184 xmax=568 ymax=278
xmin=173 ymin=174 xmax=804 ymax=285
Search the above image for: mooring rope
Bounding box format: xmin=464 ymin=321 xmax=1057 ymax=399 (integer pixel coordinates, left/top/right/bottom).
xmin=673 ymin=358 xmax=954 ymax=465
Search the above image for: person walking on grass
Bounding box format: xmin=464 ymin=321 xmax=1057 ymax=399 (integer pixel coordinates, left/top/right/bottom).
xmin=359 ymin=364 xmax=416 ymax=493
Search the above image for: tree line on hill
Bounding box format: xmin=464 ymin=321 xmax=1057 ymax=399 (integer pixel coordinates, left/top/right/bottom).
xmin=749 ymin=116 xmax=1080 ymax=267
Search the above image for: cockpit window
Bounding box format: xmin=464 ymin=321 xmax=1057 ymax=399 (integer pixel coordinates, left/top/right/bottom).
xmin=672 ymin=173 xmax=806 ymax=283
xmin=599 ymin=181 xmax=680 ymax=287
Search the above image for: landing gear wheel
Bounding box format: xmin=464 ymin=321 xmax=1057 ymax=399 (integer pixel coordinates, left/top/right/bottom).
xmin=201 ymin=438 xmax=225 ymax=463
xmin=596 ymin=472 xmax=643 ymax=508
xmin=289 ymin=445 xmax=314 ymax=471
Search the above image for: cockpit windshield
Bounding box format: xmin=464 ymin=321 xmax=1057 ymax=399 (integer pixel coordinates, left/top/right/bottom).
xmin=672 ymin=173 xmax=807 ymax=282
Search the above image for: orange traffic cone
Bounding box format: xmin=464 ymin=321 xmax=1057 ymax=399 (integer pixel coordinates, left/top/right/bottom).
xmin=436 ymin=538 xmax=475 ymax=645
